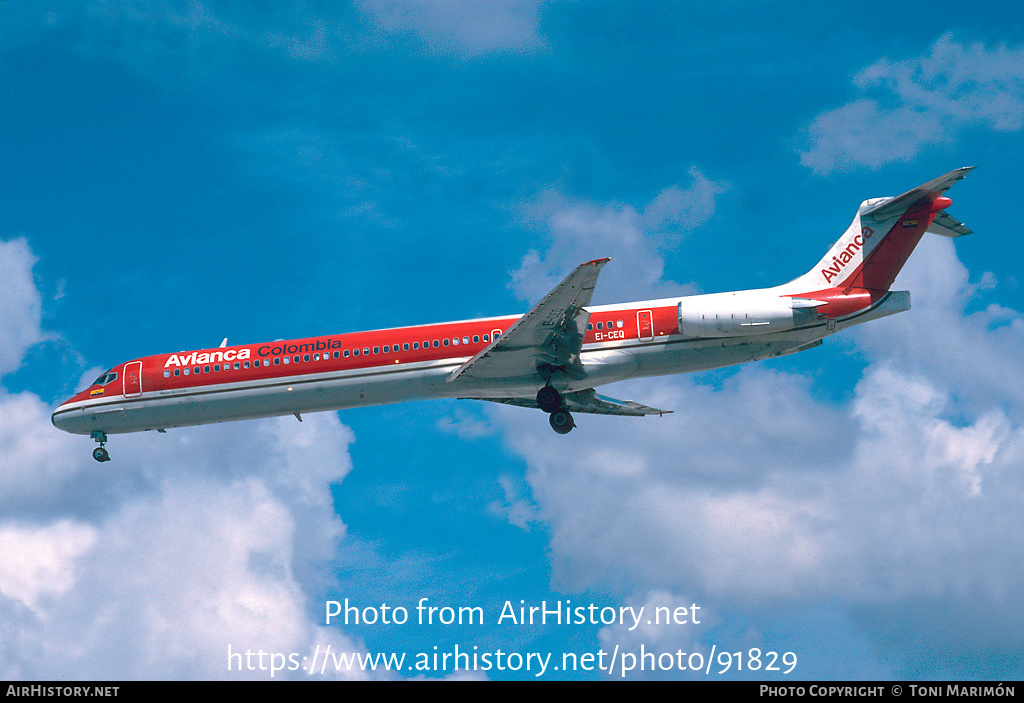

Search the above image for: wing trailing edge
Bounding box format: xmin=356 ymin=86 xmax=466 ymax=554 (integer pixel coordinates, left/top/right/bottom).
xmin=468 ymin=388 xmax=672 ymax=417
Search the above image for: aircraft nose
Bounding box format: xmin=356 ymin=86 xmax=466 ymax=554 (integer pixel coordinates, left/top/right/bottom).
xmin=52 ymin=404 xmax=68 ymax=430
xmin=51 ymin=397 xmax=79 ymax=433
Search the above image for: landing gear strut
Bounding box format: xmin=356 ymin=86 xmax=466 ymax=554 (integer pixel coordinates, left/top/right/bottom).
xmin=537 ymin=385 xmax=575 ymax=434
xmin=91 ymin=431 xmax=110 ymax=463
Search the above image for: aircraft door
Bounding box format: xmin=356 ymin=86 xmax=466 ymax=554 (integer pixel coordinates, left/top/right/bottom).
xmin=124 ymin=361 xmax=142 ymax=397
xmin=637 ymin=310 xmax=654 ymax=342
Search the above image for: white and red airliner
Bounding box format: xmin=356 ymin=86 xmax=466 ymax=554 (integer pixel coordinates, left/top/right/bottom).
xmin=54 ymin=169 xmax=973 ymax=462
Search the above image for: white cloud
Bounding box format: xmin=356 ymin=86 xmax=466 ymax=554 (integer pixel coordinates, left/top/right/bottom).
xmin=0 ymin=0 xmax=348 ymax=94
xmin=800 ymin=35 xmax=1024 ymax=173
xmin=0 ymin=521 xmax=97 ymax=616
xmin=0 ymin=389 xmax=87 ymax=513
xmin=356 ymin=0 xmax=549 ymax=57
xmin=0 ymin=238 xmax=45 ymax=378
xmin=487 ymin=474 xmax=540 ymax=529
xmin=512 ymin=168 xmax=727 ymax=305
xmin=436 ymin=405 xmax=497 ymax=440
xmin=853 ymin=235 xmax=1024 ymax=412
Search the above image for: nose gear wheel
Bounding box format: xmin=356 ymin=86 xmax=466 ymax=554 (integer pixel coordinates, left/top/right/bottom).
xmin=91 ymin=431 xmax=111 ymax=463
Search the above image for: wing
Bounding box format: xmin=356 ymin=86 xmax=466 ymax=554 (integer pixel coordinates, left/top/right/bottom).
xmin=447 ymin=258 xmax=610 ymax=384
xmin=470 ymin=388 xmax=672 ymax=417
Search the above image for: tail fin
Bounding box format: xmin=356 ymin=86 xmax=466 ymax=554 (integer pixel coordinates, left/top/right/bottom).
xmin=782 ymin=168 xmax=974 ymax=293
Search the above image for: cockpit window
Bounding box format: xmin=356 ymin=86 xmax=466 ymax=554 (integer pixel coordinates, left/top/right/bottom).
xmin=92 ymin=371 xmax=118 ymax=386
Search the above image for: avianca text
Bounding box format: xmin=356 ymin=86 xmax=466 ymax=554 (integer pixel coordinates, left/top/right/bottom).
xmin=164 ymin=348 xmax=252 ymax=368
xmin=821 ymin=227 xmax=874 ymax=283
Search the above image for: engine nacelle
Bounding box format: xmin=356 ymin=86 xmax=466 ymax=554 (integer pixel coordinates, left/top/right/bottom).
xmin=677 ymin=292 xmax=818 ymax=338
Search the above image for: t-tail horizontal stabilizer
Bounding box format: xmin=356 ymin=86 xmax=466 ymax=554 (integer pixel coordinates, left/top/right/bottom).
xmin=928 ymin=210 xmax=972 ymax=237
xmin=862 ymin=167 xmax=974 ymax=219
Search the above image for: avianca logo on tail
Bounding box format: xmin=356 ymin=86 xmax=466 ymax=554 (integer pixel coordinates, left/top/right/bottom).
xmin=822 ymin=226 xmax=874 ymax=283
xmin=164 ymin=348 xmax=252 ymax=368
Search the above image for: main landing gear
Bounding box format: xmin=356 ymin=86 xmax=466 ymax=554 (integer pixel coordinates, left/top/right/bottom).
xmin=537 ymin=385 xmax=575 ymax=435
xmin=91 ymin=431 xmax=111 ymax=462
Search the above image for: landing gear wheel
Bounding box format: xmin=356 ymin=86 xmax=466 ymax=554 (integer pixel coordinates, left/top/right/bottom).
xmin=536 ymin=385 xmax=563 ymax=414
xmin=90 ymin=430 xmax=110 ymax=463
xmin=549 ymin=410 xmax=575 ymax=434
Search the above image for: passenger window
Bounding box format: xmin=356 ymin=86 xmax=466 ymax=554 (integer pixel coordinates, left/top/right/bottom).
xmin=352 ymin=349 xmax=359 ymax=357
xmin=244 ymin=361 xmax=250 ymax=369
xmin=164 ymin=370 xmax=170 ymax=378
xmin=404 ymin=343 xmax=410 ymax=351
xmin=284 ymin=356 xmax=291 ymax=363
xmin=303 ymin=354 xmax=310 ymax=362
xmin=473 ymin=335 xmax=479 ymax=343
xmin=194 ymin=367 xmax=200 ymax=374
xmin=617 ymin=320 xmax=623 ymax=328
xmin=463 ymin=337 xmax=469 ymax=345
xmin=483 ymin=335 xmax=489 ymax=342
xmin=444 ymin=339 xmax=450 ymax=347
xmin=413 ymin=342 xmax=419 ymax=350
xmin=363 ymin=348 xmax=369 ymax=356
xmin=373 ymin=347 xmax=380 ymax=354
xmin=183 ymin=368 xmax=190 ymax=375
xmin=274 ymin=358 xmax=280 ymax=365
xmin=174 ymin=369 xmax=180 ymax=377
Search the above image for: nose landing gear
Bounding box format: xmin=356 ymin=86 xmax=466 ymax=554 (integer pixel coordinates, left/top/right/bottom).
xmin=91 ymin=431 xmax=111 ymax=462
xmin=536 ymin=385 xmax=575 ymax=434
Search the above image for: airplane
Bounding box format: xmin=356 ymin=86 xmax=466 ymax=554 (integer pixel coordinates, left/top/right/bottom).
xmin=53 ymin=168 xmax=974 ymax=462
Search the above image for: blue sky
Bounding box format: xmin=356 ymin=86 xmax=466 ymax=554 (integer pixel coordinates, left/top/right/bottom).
xmin=2 ymin=0 xmax=1023 ymax=680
